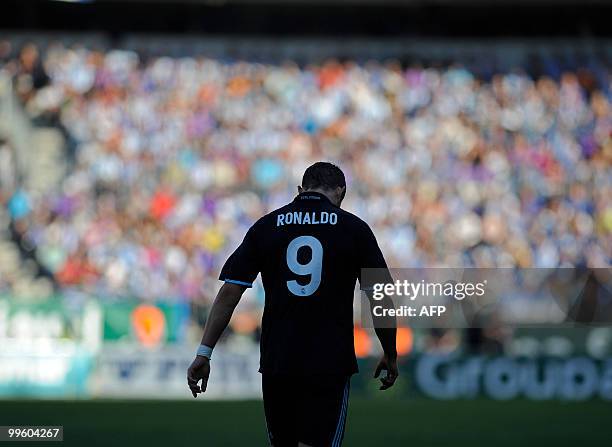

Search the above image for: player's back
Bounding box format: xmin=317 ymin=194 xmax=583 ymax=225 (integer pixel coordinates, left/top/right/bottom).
xmin=219 ymin=191 xmax=387 ymax=375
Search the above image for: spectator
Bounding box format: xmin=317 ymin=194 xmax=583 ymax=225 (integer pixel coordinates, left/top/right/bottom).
xmin=1 ymin=45 xmax=609 ymax=311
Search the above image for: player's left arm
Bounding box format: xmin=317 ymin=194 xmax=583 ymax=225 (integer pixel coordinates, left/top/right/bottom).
xmin=187 ymin=282 xmax=247 ymax=398
xmin=188 ymin=224 xmax=260 ymax=398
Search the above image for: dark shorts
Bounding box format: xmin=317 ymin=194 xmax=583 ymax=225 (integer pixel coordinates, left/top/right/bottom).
xmin=262 ymin=374 xmax=351 ymax=447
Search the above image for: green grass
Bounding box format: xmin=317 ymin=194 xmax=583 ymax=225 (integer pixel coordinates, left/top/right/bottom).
xmin=0 ymin=398 xmax=610 ymax=446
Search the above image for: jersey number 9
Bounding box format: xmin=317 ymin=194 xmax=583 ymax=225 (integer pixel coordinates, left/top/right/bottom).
xmin=286 ymin=236 xmax=323 ymax=296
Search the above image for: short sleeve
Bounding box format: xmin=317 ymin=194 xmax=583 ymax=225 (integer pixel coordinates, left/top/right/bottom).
xmin=219 ymin=224 xmax=260 ymax=288
xmin=357 ymin=222 xmax=393 ymax=291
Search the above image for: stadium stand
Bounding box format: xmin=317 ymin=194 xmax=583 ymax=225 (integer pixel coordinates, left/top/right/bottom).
xmin=0 ymin=38 xmax=610 ymax=340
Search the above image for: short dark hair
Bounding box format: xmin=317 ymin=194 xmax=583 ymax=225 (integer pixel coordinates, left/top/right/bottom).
xmin=302 ymin=162 xmax=346 ymax=191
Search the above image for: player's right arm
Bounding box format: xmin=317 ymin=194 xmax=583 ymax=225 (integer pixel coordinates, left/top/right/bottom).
xmin=357 ymin=221 xmax=399 ymax=390
xmin=369 ymin=302 xmax=398 ymax=391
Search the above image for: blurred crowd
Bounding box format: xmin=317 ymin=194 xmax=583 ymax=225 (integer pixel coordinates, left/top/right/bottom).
xmin=0 ymin=43 xmax=611 ymax=309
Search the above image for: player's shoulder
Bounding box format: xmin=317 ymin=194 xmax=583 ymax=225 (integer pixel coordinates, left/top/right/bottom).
xmin=337 ymin=208 xmax=374 ymax=233
xmin=251 ymin=202 xmax=295 ymax=229
xmin=251 ymin=201 xmax=372 ymax=235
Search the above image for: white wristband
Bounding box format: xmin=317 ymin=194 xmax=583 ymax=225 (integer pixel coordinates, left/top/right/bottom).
xmin=197 ymin=344 xmax=213 ymax=359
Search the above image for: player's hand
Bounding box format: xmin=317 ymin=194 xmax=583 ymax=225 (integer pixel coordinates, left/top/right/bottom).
xmin=187 ymin=355 xmax=210 ymax=398
xmin=374 ymin=354 xmax=398 ymax=391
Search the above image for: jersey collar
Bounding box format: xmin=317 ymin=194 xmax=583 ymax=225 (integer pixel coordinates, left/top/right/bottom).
xmin=294 ymin=191 xmax=333 ymax=205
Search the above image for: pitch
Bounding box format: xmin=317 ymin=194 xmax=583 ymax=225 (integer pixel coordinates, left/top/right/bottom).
xmin=0 ymin=398 xmax=609 ymax=446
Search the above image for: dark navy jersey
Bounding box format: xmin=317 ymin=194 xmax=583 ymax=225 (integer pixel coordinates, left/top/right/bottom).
xmin=219 ymin=191 xmax=389 ymax=375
